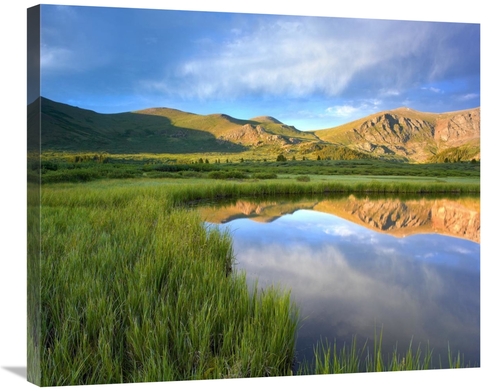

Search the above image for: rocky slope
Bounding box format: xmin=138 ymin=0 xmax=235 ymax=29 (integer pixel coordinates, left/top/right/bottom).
xmin=35 ymin=97 xmax=479 ymax=161
xmin=434 ymin=108 xmax=480 ymax=145
xmin=313 ymin=107 xmax=480 ymax=162
xmin=314 ymin=196 xmax=480 ymax=243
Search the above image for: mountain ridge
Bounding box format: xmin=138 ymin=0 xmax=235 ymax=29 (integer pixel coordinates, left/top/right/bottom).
xmin=34 ymin=97 xmax=480 ymax=162
xmin=312 ymin=106 xmax=480 ymax=162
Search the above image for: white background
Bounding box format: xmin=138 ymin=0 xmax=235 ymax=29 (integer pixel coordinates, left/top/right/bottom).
xmin=1 ymin=1 xmax=497 ymax=390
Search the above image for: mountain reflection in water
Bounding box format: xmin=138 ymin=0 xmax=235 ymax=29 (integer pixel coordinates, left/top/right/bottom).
xmin=199 ymin=195 xmax=480 ymax=242
xmin=199 ymin=195 xmax=480 ymax=368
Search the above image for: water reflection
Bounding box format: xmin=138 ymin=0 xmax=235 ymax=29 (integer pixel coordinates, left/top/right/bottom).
xmin=199 ymin=194 xmax=480 ymax=243
xmin=200 ymin=196 xmax=480 ymax=368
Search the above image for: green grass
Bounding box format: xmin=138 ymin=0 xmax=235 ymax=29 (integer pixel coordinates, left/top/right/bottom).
xmin=36 ymin=155 xmax=480 ymax=197
xmin=37 ymin=185 xmax=299 ymax=385
xmin=30 ymin=178 xmax=474 ymax=386
xmin=27 ymin=181 xmax=41 ymax=385
xmin=298 ymin=329 xmax=468 ymax=375
xmin=37 ymin=153 xmax=480 ymax=184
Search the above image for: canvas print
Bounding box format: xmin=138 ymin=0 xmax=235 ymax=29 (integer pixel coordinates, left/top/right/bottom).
xmin=27 ymin=4 xmax=480 ymax=387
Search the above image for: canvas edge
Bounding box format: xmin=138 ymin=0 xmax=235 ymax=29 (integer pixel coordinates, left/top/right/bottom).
xmin=27 ymin=4 xmax=41 ymax=386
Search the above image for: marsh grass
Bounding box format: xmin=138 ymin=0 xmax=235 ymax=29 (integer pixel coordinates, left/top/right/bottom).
xmin=298 ymin=332 xmax=467 ymax=375
xmin=38 ymin=186 xmax=299 ymax=385
xmin=164 ymin=179 xmax=479 ymax=202
xmin=34 ymin=180 xmax=471 ymax=386
xmin=27 ymin=181 xmax=41 ymax=385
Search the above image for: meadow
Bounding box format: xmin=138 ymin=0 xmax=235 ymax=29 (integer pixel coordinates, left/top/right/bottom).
xmin=27 ymin=155 xmax=478 ymax=386
xmin=37 ymin=151 xmax=479 ymax=187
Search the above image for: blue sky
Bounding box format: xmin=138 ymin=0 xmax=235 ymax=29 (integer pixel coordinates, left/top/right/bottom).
xmin=39 ymin=5 xmax=480 ymax=130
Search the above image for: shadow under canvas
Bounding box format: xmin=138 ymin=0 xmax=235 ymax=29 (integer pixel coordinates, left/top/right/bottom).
xmin=2 ymin=366 xmax=27 ymax=379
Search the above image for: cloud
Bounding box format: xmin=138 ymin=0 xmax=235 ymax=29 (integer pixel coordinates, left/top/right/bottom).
xmin=418 ymin=252 xmax=438 ymax=259
xmin=323 ymin=99 xmax=382 ymax=119
xmin=421 ymin=86 xmax=443 ymax=94
xmin=40 ymin=44 xmax=75 ymax=72
xmin=323 ymin=225 xmax=357 ymax=237
xmin=326 ymin=105 xmax=359 ymax=117
xmin=379 ymin=89 xmax=401 ymax=97
xmin=39 ymin=7 xmax=479 ymax=117
xmin=451 ymin=246 xmax=473 ymax=255
xmin=41 ymin=41 xmax=111 ymax=75
xmin=458 ymin=93 xmax=480 ymax=101
xmin=430 ymin=87 xmax=442 ymax=93
xmin=40 ymin=5 xmax=115 ymax=76
xmin=143 ymin=17 xmax=467 ymax=100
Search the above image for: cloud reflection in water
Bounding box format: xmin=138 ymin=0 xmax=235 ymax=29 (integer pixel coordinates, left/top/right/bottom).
xmin=215 ymin=209 xmax=480 ymax=367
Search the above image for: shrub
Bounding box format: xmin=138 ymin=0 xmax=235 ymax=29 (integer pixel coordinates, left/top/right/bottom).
xmin=208 ymin=170 xmax=248 ymax=180
xmin=178 ymin=171 xmax=203 ymax=178
xmin=253 ymin=172 xmax=278 ymax=180
xmin=296 ymin=175 xmax=311 ymax=182
xmin=41 ymin=161 xmax=58 ymax=171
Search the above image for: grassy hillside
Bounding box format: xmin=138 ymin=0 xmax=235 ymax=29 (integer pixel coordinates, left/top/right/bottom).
xmin=38 ymin=98 xmax=317 ymax=154
xmin=34 ymin=98 xmax=479 ymax=162
xmin=427 ymin=141 xmax=481 ymax=163
xmin=38 ymin=98 xmax=247 ymax=154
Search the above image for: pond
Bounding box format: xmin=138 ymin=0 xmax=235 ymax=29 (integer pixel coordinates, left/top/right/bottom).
xmin=197 ymin=194 xmax=480 ymax=369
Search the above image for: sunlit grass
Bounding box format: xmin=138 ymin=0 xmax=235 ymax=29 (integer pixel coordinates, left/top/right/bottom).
xmin=298 ymin=332 xmax=468 ymax=375
xmin=38 ymin=184 xmax=299 ymax=386
xmin=38 ymin=153 xmax=480 ymax=185
xmin=32 ymin=179 xmax=473 ymax=386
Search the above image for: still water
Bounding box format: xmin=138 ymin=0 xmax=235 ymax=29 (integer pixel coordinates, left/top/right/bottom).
xmin=199 ymin=195 xmax=480 ymax=368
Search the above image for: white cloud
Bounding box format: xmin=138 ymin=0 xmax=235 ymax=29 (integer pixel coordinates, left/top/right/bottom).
xmin=421 ymin=86 xmax=442 ymax=93
xmin=459 ymin=93 xmax=479 ymax=101
xmin=326 ymin=105 xmax=359 ymax=117
xmin=452 ymin=246 xmax=472 ymax=255
xmin=323 ymin=225 xmax=358 ymax=238
xmin=323 ymin=99 xmax=382 ymax=119
xmin=40 ymin=6 xmax=112 ymax=76
xmin=380 ymin=89 xmax=401 ymax=97
xmin=40 ymin=38 xmax=111 ymax=75
xmin=40 ymin=43 xmax=109 ymax=74
xmin=145 ymin=17 xmax=445 ymax=100
xmin=40 ymin=44 xmax=75 ymax=72
xmin=375 ymin=246 xmax=397 ymax=255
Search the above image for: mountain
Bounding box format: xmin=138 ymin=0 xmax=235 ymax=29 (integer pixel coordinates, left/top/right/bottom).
xmin=197 ymin=199 xmax=318 ymax=224
xmin=197 ymin=196 xmax=480 ymax=243
xmin=312 ymin=107 xmax=480 ymax=162
xmin=34 ymin=97 xmax=480 ymax=162
xmin=38 ymin=98 xmax=245 ymax=154
xmin=313 ymin=195 xmax=480 ymax=243
xmin=36 ymin=97 xmax=316 ymax=154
